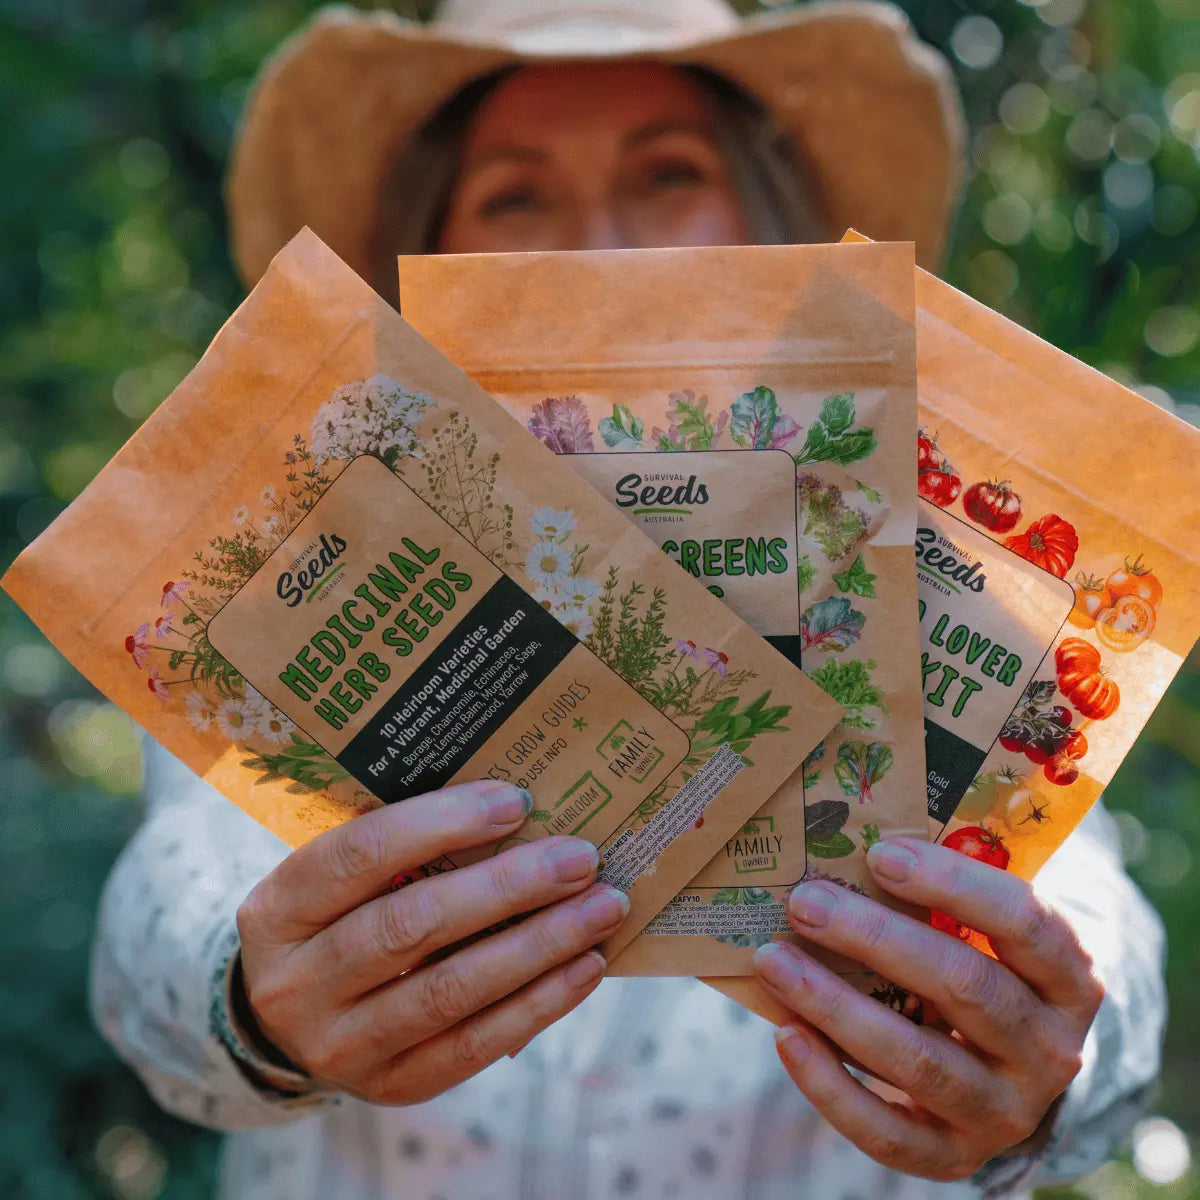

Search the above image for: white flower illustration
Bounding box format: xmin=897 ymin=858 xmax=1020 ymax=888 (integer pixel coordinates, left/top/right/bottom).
xmin=233 ymin=506 xmax=250 ymax=527
xmin=532 ymin=584 xmax=563 ymax=611
xmin=561 ymin=576 xmax=601 ymax=608
xmin=310 ymin=374 xmax=435 ymax=466
xmin=260 ymin=485 xmax=276 ymax=505
xmin=185 ymin=690 xmax=218 ymax=732
xmin=526 ymin=540 xmax=573 ymax=589
xmin=215 ymin=698 xmax=259 ymax=741
xmin=530 ymin=507 xmax=577 ymax=543
xmin=242 ymin=685 xmax=271 ymax=721
xmin=256 ymin=706 xmax=296 ymax=746
xmin=557 ymin=607 xmax=594 ymax=639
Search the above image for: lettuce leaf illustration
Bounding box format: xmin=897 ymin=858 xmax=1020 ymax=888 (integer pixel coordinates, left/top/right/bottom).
xmin=806 ymin=657 xmax=886 ymax=729
xmin=794 ymin=393 xmax=878 ymax=468
xmin=654 ymin=390 xmax=728 ymax=451
xmin=833 ymin=554 xmax=878 ymax=598
xmin=833 ymin=739 xmax=894 ymax=804
xmin=796 ymin=473 xmax=870 ymax=561
xmin=805 ymin=798 xmax=854 ymax=858
xmin=527 ymin=396 xmax=595 ymax=454
xmin=598 ymin=403 xmax=645 ymax=449
xmin=800 ymin=596 xmax=866 ymax=653
xmin=729 ymin=385 xmax=799 ymax=450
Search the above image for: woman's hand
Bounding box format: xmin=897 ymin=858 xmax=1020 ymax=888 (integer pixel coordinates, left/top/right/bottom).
xmin=752 ymin=836 xmax=1104 ymax=1182
xmin=236 ymin=779 xmax=628 ymax=1105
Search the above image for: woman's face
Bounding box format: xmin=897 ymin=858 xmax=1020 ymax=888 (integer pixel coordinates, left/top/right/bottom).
xmin=437 ymin=61 xmax=750 ymax=253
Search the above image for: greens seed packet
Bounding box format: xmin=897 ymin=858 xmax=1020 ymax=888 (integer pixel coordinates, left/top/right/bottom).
xmin=1 ymin=230 xmax=844 ymax=959
xmin=399 ymin=241 xmax=929 ymax=977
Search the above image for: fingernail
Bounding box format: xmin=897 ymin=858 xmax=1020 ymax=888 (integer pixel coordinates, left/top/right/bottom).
xmin=867 ymin=840 xmax=919 ymax=882
xmin=545 ymin=837 xmax=600 ymax=882
xmin=481 ymin=784 xmax=534 ymax=825
xmin=789 ymin=882 xmax=840 ymax=927
xmin=578 ymin=885 xmax=630 ymax=929
xmin=565 ymin=949 xmax=607 ymax=988
xmin=753 ymin=940 xmax=803 ymax=987
xmin=774 ymin=1024 xmax=810 ymax=1064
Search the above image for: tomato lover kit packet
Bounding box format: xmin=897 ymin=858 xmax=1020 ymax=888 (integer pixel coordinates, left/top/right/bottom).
xmin=2 ymin=230 xmax=844 ymax=959
xmin=715 ymin=236 xmax=1200 ymax=1027
xmin=399 ymin=241 xmax=930 ymax=978
xmin=835 ymin=231 xmax=1200 ymax=887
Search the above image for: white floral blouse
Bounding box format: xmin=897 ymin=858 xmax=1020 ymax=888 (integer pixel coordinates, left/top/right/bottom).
xmin=90 ymin=743 xmax=1167 ymax=1200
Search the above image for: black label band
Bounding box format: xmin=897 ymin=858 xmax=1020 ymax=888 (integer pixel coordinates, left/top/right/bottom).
xmin=337 ymin=576 xmax=577 ymax=802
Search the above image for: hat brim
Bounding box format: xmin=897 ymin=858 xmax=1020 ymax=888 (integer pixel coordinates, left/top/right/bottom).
xmin=227 ymin=2 xmax=965 ymax=288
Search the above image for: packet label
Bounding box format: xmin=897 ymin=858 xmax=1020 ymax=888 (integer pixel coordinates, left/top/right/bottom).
xmin=916 ymin=503 xmax=1074 ymax=825
xmin=567 ymin=450 xmax=803 ymax=665
xmin=207 ymin=456 xmax=687 ymax=854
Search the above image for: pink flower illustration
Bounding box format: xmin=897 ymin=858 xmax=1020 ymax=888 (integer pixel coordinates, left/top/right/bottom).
xmin=124 ymin=624 xmax=151 ymax=669
xmin=161 ymin=579 xmax=190 ymax=608
xmin=154 ymin=612 xmax=174 ymax=639
xmin=147 ymin=667 xmax=169 ymax=701
xmin=675 ymin=639 xmax=699 ymax=658
xmin=703 ymin=648 xmax=729 ymax=678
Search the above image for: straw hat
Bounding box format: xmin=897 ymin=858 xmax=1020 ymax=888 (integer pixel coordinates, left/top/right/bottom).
xmin=227 ymin=0 xmax=966 ymax=287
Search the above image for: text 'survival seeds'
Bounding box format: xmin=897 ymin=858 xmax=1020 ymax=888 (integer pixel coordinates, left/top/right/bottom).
xmin=1 ymin=230 xmax=844 ymax=959
xmin=399 ymin=242 xmax=929 ymax=977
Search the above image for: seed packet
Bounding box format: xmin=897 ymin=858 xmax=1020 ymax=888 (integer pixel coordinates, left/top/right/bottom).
xmin=398 ymin=241 xmax=929 ymax=976
xmin=1 ymin=230 xmax=844 ymax=959
xmin=843 ymin=232 xmax=1200 ymax=883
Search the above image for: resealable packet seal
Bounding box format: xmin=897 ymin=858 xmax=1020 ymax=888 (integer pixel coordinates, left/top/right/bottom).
xmin=1 ymin=229 xmax=844 ymax=960
xmin=716 ymin=231 xmax=1200 ymax=1025
xmin=399 ymin=241 xmax=929 ymax=977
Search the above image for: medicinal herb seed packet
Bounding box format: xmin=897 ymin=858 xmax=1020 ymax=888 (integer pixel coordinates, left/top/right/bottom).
xmin=399 ymin=241 xmax=929 ymax=976
xmin=2 ymin=230 xmax=845 ymax=959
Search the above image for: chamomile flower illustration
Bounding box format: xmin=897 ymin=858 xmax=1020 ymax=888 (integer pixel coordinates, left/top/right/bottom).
xmin=526 ymin=540 xmax=573 ymax=590
xmin=233 ymin=506 xmax=250 ymax=527
xmin=530 ymin=507 xmax=576 ymax=542
xmin=215 ymin=698 xmax=259 ymax=741
xmin=559 ymin=608 xmax=594 ymax=639
xmin=256 ymin=706 xmax=296 ymax=746
xmin=185 ymin=690 xmax=218 ymax=732
xmin=561 ymin=576 xmax=601 ymax=607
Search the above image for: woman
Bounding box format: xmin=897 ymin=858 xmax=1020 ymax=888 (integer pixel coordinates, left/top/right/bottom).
xmin=91 ymin=2 xmax=1166 ymax=1197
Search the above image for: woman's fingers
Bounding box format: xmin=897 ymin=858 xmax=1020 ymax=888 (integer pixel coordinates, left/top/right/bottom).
xmin=866 ymin=838 xmax=1105 ymax=1022
xmin=784 ymin=880 xmax=1042 ymax=1064
xmin=772 ymin=1022 xmax=973 ymax=1183
xmin=754 ymin=943 xmax=1033 ymax=1146
xmin=327 ymin=882 xmax=630 ymax=1072
xmin=366 ymin=952 xmax=607 ymax=1105
xmin=241 ymin=780 xmax=532 ymax=942
xmin=308 ymin=835 xmax=602 ymax=1000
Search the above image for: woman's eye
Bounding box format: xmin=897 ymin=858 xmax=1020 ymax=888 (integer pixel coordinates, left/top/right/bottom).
xmin=648 ymin=161 xmax=707 ymax=190
xmin=479 ymin=187 xmax=543 ymax=218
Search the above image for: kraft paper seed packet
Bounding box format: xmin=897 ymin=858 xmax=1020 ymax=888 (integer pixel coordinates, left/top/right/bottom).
xmin=712 ymin=236 xmax=1200 ymax=1029
xmin=843 ymin=230 xmax=1200 ymax=880
xmin=1 ymin=229 xmax=845 ymax=960
xmin=398 ymin=241 xmax=929 ymax=977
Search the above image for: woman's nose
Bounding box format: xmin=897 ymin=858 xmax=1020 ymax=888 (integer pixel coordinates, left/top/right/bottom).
xmin=574 ymin=204 xmax=625 ymax=251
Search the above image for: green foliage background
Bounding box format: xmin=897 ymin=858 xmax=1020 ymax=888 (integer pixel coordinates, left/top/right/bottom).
xmin=1 ymin=0 xmax=1198 ymax=1196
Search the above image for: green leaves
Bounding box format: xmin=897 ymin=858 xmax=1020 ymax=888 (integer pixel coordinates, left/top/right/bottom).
xmin=805 ymin=798 xmax=854 ymax=858
xmin=796 ymin=553 xmax=817 ymax=593
xmin=833 ymin=740 xmax=895 ymax=804
xmin=793 ymin=393 xmax=878 ymax=468
xmin=729 ymin=385 xmax=800 ymax=450
xmin=656 ymin=390 xmax=728 ymax=451
xmin=861 ymin=823 xmax=882 ymax=851
xmin=242 ymin=733 xmax=351 ymax=791
xmin=796 ymin=473 xmax=869 ymax=562
xmin=806 ymin=657 xmax=887 ymax=730
xmin=833 ymin=554 xmax=878 ymax=598
xmin=711 ymin=886 xmax=774 ymax=905
xmin=686 ymin=689 xmax=791 ymax=763
xmin=598 ymin=403 xmax=645 ymax=449
xmin=800 ymin=595 xmax=866 ymax=653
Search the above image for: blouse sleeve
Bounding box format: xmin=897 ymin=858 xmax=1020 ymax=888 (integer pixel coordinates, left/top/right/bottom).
xmin=88 ymin=739 xmax=338 ymax=1130
xmin=972 ymin=800 xmax=1166 ymax=1197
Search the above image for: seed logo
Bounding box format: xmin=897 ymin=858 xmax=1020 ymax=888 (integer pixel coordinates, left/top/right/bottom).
xmin=915 ymin=525 xmax=988 ymax=595
xmin=614 ymin=472 xmax=709 ymax=517
xmin=276 ymin=533 xmax=349 ymax=607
